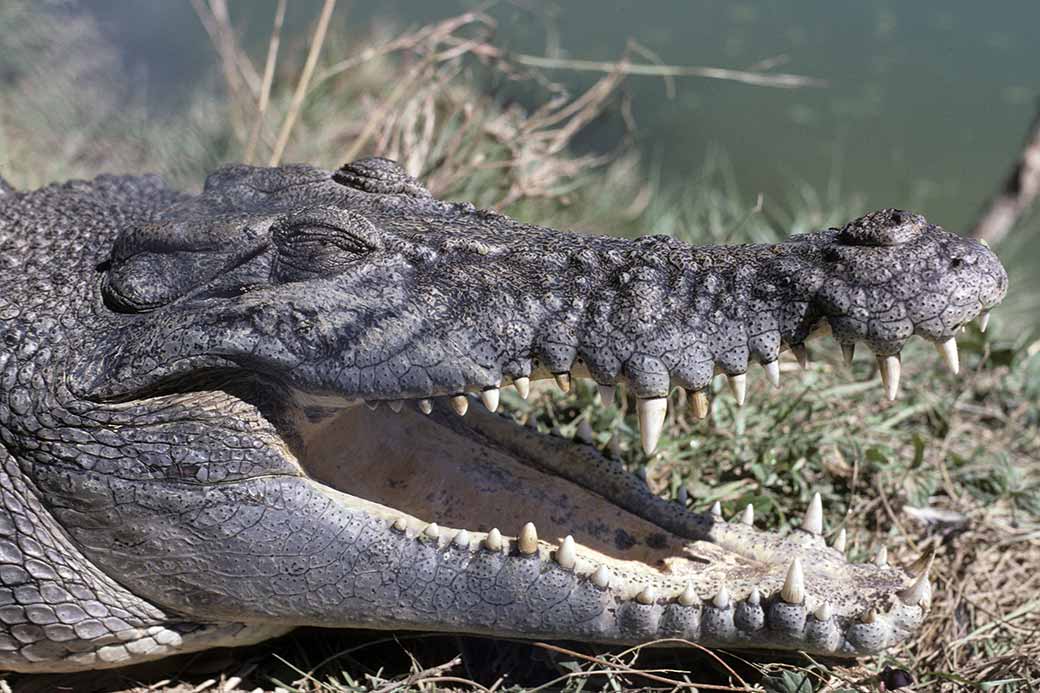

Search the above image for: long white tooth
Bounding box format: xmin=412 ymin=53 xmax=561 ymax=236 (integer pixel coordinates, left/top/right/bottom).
xmin=712 ymin=585 xmax=731 ymax=609
xmin=388 ymin=400 xmax=403 ymax=413
xmin=424 ymin=523 xmax=440 ymax=540
xmin=792 ymin=344 xmax=809 ymax=369
xmin=936 ymin=337 xmax=959 ymax=375
xmin=677 ymin=583 xmax=697 ymax=606
xmin=875 ymin=545 xmax=888 ymax=567
xmin=877 ymin=353 xmax=901 ymax=401
xmin=554 ymin=372 xmax=571 ymax=393
xmin=591 ymin=565 xmax=610 ymax=588
xmin=598 ymin=384 xmax=615 ymax=407
xmin=689 ymin=390 xmax=709 ymax=419
xmin=576 ymin=420 xmax=595 ymax=444
xmin=801 ymin=492 xmax=823 ymax=535
xmin=710 ymin=501 xmax=723 ymax=517
xmin=841 ymin=343 xmax=856 ymax=366
xmin=513 ymin=376 xmax=530 ymax=400
xmin=741 ymin=503 xmax=754 ymax=526
xmin=747 ymin=587 xmax=761 ymax=606
xmin=908 ymin=549 xmax=936 ymax=577
xmin=451 ymin=395 xmax=469 ymax=416
xmin=814 ymin=602 xmax=833 ymax=621
xmin=365 ymin=400 xmax=380 ymax=411
xmin=862 ymin=609 xmax=878 ymax=624
xmin=484 ymin=528 xmax=503 ymax=551
xmin=453 ymin=529 xmax=471 ymax=548
xmin=635 ymin=586 xmax=657 ymax=605
xmin=898 ymin=554 xmax=934 ymax=607
xmin=392 ymin=517 xmax=408 ymax=532
xmin=480 ymin=387 xmax=500 ymax=412
xmin=677 ymin=486 xmax=688 ymax=506
xmin=832 ymin=527 xmax=847 ymax=553
xmin=763 ymin=360 xmax=781 ymax=388
xmin=518 ymin=522 xmax=538 ymax=555
xmin=780 ymin=558 xmax=805 ymax=604
xmin=555 ymin=535 xmax=576 ymax=570
xmin=978 ymin=310 xmax=991 ymax=333
xmin=418 ymin=399 xmax=433 ymax=415
xmin=637 ymin=397 xmax=668 ymax=455
xmin=727 ymin=373 xmax=747 ymax=406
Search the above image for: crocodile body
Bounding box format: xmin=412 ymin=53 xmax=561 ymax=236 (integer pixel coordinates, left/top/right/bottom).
xmin=0 ymin=159 xmax=1007 ymax=672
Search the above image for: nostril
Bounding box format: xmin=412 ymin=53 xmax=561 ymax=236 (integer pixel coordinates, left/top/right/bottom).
xmin=950 ymin=257 xmax=963 ymax=269
xmin=891 ymin=211 xmax=903 ymax=224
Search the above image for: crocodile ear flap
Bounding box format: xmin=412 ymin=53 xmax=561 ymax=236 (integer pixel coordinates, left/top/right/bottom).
xmin=332 ymin=157 xmax=431 ymax=198
xmin=103 ymin=219 xmax=266 ymax=312
xmin=837 ymin=209 xmax=927 ymax=247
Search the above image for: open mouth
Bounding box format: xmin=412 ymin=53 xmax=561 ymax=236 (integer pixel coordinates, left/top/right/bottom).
xmin=282 ymin=357 xmax=936 ymax=654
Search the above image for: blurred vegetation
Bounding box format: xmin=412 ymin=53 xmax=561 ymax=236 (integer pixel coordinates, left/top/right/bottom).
xmin=2 ymin=1 xmax=1039 ymax=691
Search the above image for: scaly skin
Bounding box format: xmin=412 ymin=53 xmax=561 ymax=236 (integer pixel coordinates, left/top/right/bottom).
xmin=0 ymin=159 xmax=1007 ymax=672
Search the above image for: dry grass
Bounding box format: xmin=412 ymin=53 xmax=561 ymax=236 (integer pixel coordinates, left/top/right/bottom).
xmin=2 ymin=2 xmax=1039 ymax=691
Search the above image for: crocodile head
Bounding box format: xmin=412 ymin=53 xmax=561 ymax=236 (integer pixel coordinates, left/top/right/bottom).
xmin=0 ymin=159 xmax=1007 ymax=671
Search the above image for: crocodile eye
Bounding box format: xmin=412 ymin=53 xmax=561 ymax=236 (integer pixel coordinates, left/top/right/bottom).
xmin=271 ymin=207 xmax=382 ymax=282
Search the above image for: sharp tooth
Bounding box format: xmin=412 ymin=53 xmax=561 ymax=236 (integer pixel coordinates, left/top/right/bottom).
xmin=635 ymin=586 xmax=657 ymax=605
xmin=841 ymin=343 xmax=856 ymax=366
xmin=598 ymin=384 xmax=615 ymax=407
xmin=780 ymin=558 xmax=805 ymax=604
xmin=877 ymin=353 xmax=901 ymax=401
xmin=518 ymin=522 xmax=538 ymax=555
xmin=677 ymin=583 xmax=697 ymax=606
xmin=712 ymin=585 xmax=731 ymax=609
xmin=875 ymin=545 xmax=888 ymax=567
xmin=388 ymin=400 xmax=403 ymax=413
xmin=591 ymin=565 xmax=610 ymax=588
xmin=480 ymin=387 xmax=500 ymax=412
xmin=555 ymin=535 xmax=576 ymax=570
xmin=576 ymin=420 xmax=595 ymax=444
xmin=554 ymin=373 xmax=571 ymax=393
xmin=451 ymin=395 xmax=469 ymax=415
xmin=689 ymin=390 xmax=709 ymax=419
xmin=424 ymin=523 xmax=440 ymax=540
xmin=453 ymin=529 xmax=471 ymax=548
xmin=861 ymin=608 xmax=878 ymax=624
xmin=484 ymin=528 xmax=503 ymax=551
xmin=741 ymin=503 xmax=754 ymax=526
xmin=747 ymin=587 xmax=761 ymax=606
xmin=801 ymin=492 xmax=823 ymax=535
xmin=979 ymin=238 xmax=990 ymax=248
xmin=832 ymin=527 xmax=847 ymax=553
xmin=898 ymin=559 xmax=934 ymax=607
xmin=763 ymin=360 xmax=781 ymax=388
xmin=792 ymin=344 xmax=809 ymax=369
xmin=814 ymin=602 xmax=833 ymax=620
xmin=710 ymin=501 xmax=723 ymax=517
xmin=936 ymin=337 xmax=959 ymax=375
xmin=418 ymin=399 xmax=433 ymax=414
xmin=365 ymin=401 xmax=380 ymax=411
xmin=637 ymin=397 xmax=668 ymax=455
xmin=727 ymin=373 xmax=747 ymax=406
xmin=677 ymin=486 xmax=688 ymax=506
xmin=392 ymin=517 xmax=408 ymax=532
xmin=513 ymin=376 xmax=531 ymax=400
xmin=978 ymin=310 xmax=991 ymax=333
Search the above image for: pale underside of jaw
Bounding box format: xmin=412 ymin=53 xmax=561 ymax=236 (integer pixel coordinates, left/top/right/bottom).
xmin=287 ymin=371 xmax=935 ymax=651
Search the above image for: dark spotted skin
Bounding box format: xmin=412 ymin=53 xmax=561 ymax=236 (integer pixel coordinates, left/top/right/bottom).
xmin=0 ymin=161 xmax=1007 ymax=671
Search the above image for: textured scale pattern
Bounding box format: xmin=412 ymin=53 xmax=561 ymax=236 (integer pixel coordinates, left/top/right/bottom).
xmin=0 ymin=160 xmax=1006 ymax=671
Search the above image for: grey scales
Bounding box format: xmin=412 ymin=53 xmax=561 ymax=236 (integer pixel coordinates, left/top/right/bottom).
xmin=0 ymin=158 xmax=1008 ymax=672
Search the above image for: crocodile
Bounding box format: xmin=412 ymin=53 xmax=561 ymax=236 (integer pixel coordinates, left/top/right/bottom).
xmin=0 ymin=158 xmax=1007 ymax=672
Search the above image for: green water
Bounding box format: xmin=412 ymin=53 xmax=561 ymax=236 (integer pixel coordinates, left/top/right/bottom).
xmin=87 ymin=1 xmax=1039 ymax=231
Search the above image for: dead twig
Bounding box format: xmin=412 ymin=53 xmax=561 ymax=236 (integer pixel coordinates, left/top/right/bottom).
xmin=243 ymin=0 xmax=286 ymax=164
xmin=970 ymin=100 xmax=1040 ymax=244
